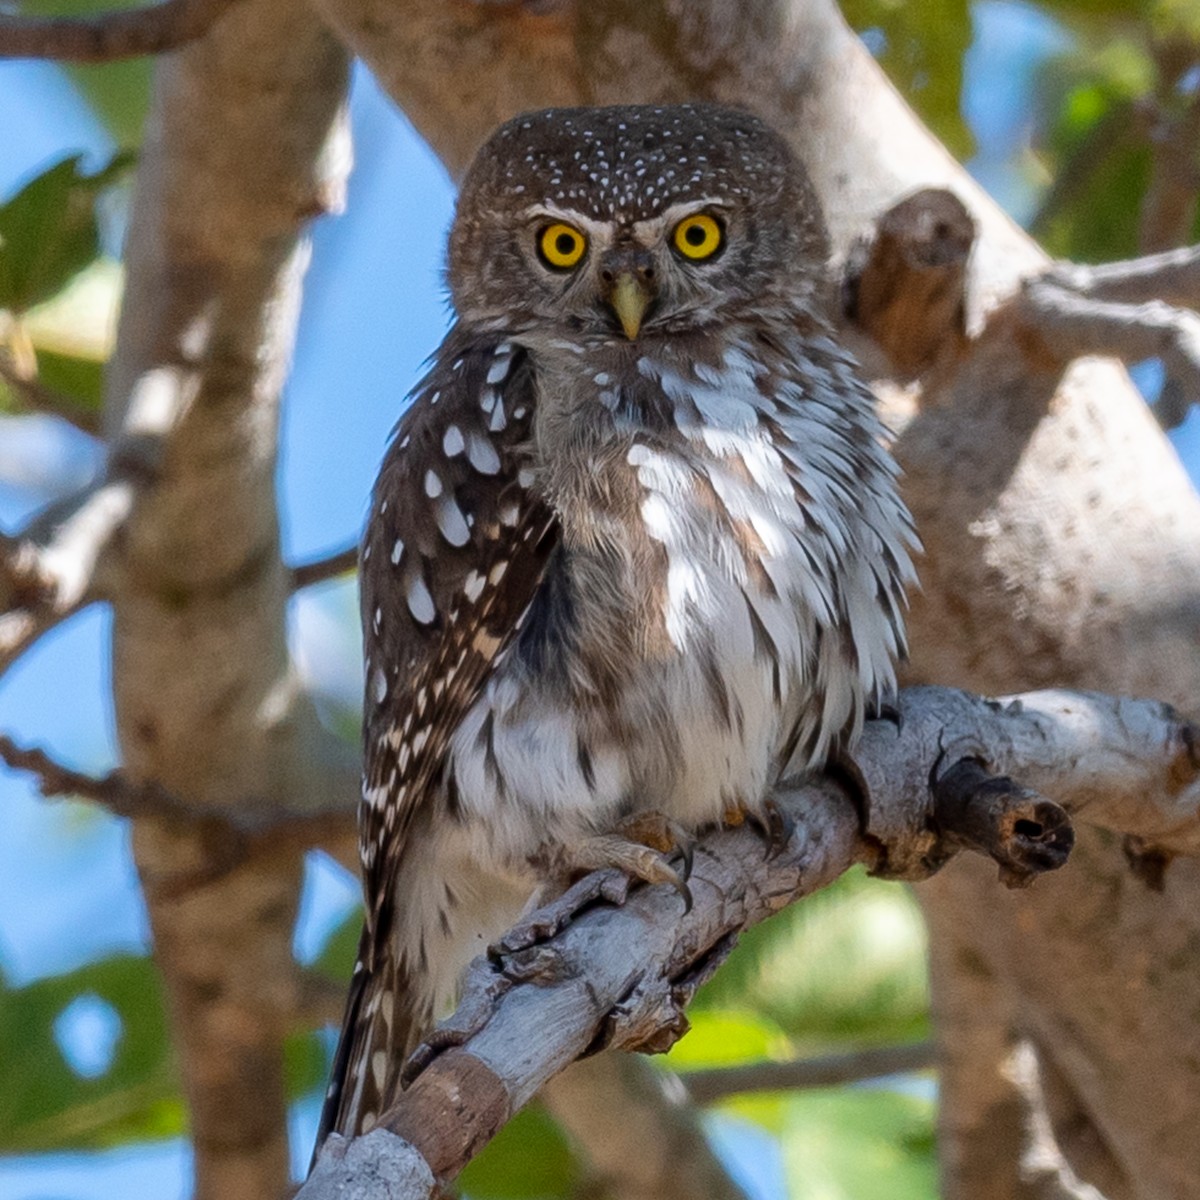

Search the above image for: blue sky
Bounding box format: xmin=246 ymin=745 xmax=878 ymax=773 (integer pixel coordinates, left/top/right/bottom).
xmin=1 ymin=4 xmax=1198 ymax=1196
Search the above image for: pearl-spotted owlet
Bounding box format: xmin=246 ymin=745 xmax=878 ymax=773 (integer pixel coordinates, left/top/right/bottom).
xmin=315 ymin=102 xmax=916 ymax=1147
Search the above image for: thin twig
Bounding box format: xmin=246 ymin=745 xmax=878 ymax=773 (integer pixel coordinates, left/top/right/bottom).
xmin=290 ymin=543 xmax=359 ymax=590
xmin=682 ymin=1041 xmax=937 ymax=1103
xmin=0 ymin=733 xmax=354 ymax=877
xmin=0 ymin=734 xmax=181 ymax=816
xmin=0 ymin=356 xmax=102 ymax=436
xmin=0 ymin=0 xmax=243 ymax=62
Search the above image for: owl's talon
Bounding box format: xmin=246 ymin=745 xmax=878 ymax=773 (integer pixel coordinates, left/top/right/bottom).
xmin=679 ymin=838 xmax=695 ymax=884
xmin=534 ymin=814 xmax=695 ymax=916
xmin=743 ymin=797 xmax=794 ymax=858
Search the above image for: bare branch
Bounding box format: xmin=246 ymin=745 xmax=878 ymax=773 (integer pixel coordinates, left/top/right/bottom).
xmin=1018 ymin=278 xmax=1200 ymax=428
xmin=298 ymin=686 xmax=1199 ymax=1198
xmin=682 ymin=1041 xmax=936 ymax=1104
xmin=0 ymin=0 xmax=245 ymax=62
xmin=0 ymin=733 xmax=354 ymax=891
xmin=1041 ymin=244 xmax=1200 ymax=311
xmin=0 ymin=733 xmax=179 ymax=815
xmin=290 ymin=543 xmax=358 ymax=590
xmin=0 ymin=477 xmax=135 ymax=675
xmin=0 ymin=354 xmax=101 ymax=436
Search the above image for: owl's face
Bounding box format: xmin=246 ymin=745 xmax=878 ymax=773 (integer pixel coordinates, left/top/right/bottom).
xmin=447 ymin=104 xmax=830 ymax=343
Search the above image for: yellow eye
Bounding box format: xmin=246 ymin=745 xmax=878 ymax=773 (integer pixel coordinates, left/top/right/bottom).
xmin=538 ymin=222 xmax=587 ymax=270
xmin=673 ymin=213 xmax=723 ymax=260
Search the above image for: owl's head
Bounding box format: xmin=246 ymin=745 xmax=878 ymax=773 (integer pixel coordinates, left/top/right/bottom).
xmin=447 ymin=104 xmax=830 ymax=342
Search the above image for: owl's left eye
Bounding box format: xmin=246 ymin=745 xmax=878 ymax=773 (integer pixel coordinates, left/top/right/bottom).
xmin=672 ymin=213 xmax=724 ymax=261
xmin=538 ymin=223 xmax=588 ymax=270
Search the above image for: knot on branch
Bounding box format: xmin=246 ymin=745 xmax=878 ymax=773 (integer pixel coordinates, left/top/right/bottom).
xmin=851 ymin=690 xmax=1076 ymax=885
xmin=932 ymin=757 xmax=1074 ymax=888
xmin=844 ymin=187 xmax=977 ymax=378
xmin=0 ymin=533 xmax=54 ymax=612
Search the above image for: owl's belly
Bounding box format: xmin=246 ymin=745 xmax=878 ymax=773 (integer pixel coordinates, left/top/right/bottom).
xmin=447 ymin=547 xmax=818 ymax=871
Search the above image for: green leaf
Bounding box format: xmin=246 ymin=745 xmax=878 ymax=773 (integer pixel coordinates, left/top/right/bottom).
xmin=0 ymin=955 xmax=183 ymax=1152
xmin=843 ymin=0 xmax=975 ymax=160
xmin=314 ymin=907 xmax=363 ymax=983
xmin=781 ymin=1087 xmax=937 ymax=1200
xmin=458 ymin=1102 xmax=578 ymax=1200
xmin=690 ymin=869 xmax=930 ymax=1050
xmin=0 ymin=152 xmax=134 ymax=317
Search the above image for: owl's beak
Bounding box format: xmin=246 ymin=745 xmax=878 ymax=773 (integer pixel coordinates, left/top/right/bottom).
xmin=606 ymin=270 xmax=655 ymax=340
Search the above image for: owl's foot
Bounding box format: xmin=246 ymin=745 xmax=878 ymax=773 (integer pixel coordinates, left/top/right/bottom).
xmin=492 ymin=867 xmax=632 ymax=956
xmin=724 ymin=796 xmax=794 ymax=857
xmin=504 ymin=812 xmax=694 ymax=955
xmin=547 ymin=814 xmax=694 ymax=909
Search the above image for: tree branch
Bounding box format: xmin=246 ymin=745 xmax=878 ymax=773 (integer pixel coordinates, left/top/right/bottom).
xmin=1040 ymin=244 xmax=1200 ymax=310
xmin=0 ymin=477 xmax=134 ymax=675
xmin=290 ymin=543 xmax=358 ymax=590
xmin=0 ymin=732 xmax=355 ymax=892
xmin=298 ymin=685 xmax=1199 ymax=1198
xmin=1018 ymin=276 xmax=1200 ymax=427
xmin=682 ymin=1040 xmax=936 ymax=1104
xmin=0 ymin=0 xmax=245 ymax=63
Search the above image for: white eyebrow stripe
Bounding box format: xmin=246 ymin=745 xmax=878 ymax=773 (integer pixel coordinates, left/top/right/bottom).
xmin=631 ymin=199 xmax=729 ymax=238
xmin=522 ymin=204 xmax=613 ymax=237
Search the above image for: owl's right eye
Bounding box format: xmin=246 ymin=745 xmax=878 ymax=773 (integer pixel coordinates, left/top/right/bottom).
xmin=538 ymin=223 xmax=588 ymax=270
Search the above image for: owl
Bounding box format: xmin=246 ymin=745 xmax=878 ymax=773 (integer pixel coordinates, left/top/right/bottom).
xmin=315 ymin=103 xmax=916 ymax=1147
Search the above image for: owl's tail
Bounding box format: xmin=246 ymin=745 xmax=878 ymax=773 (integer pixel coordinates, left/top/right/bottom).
xmin=310 ymin=925 xmax=432 ymax=1165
